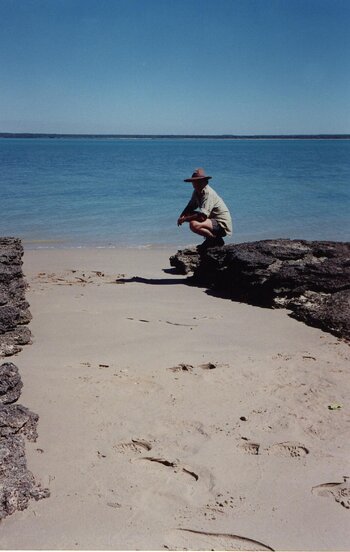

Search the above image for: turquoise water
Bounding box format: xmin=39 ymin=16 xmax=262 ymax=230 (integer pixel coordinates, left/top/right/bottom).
xmin=1 ymin=138 xmax=349 ymax=248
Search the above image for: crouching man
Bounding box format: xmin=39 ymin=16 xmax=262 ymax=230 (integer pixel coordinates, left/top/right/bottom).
xmin=177 ymin=168 xmax=232 ymax=248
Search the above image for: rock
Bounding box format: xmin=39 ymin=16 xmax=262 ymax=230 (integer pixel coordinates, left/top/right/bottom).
xmin=0 ymin=404 xmax=38 ymax=441
xmin=0 ymin=238 xmax=31 ymax=358
xmin=0 ymin=238 xmax=49 ymax=520
xmin=169 ymin=247 xmax=200 ymax=274
xmin=0 ymin=305 xmax=21 ymax=333
xmin=170 ymin=239 xmax=350 ymax=339
xmin=5 ymin=326 xmax=31 ymax=346
xmin=0 ymin=401 xmax=50 ymax=521
xmin=0 ymin=363 xmax=23 ymax=404
xmin=0 ymin=404 xmax=39 ymax=441
xmin=0 ymin=434 xmax=50 ymax=519
xmin=0 ymin=401 xmax=50 ymax=520
xmin=289 ymin=289 xmax=350 ymax=339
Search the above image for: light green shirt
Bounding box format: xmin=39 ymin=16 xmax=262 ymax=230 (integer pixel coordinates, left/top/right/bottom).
xmin=183 ymin=185 xmax=232 ymax=235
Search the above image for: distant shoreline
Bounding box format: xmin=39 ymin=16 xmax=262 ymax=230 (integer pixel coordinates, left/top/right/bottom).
xmin=1 ymin=132 xmax=349 ymax=140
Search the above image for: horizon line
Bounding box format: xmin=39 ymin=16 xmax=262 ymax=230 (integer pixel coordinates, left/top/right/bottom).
xmin=1 ymin=132 xmax=350 ymax=139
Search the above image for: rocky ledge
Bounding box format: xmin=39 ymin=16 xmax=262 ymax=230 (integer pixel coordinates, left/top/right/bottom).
xmin=0 ymin=238 xmax=49 ymax=520
xmin=0 ymin=237 xmax=32 ymax=357
xmin=170 ymin=239 xmax=350 ymax=340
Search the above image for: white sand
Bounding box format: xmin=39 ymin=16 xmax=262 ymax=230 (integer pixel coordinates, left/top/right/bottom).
xmin=1 ymin=247 xmax=349 ymax=550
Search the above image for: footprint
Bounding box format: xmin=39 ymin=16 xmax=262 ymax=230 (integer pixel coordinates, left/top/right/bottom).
xmin=240 ymin=442 xmax=260 ymax=455
xmin=239 ymin=441 xmax=308 ymax=458
xmin=176 ymin=419 xmax=209 ymax=438
xmin=114 ymin=439 xmax=152 ymax=454
xmin=138 ymin=457 xmax=199 ymax=481
xmin=165 ymin=528 xmax=274 ymax=551
xmin=266 ymin=442 xmax=309 ymax=457
xmin=168 ymin=363 xmax=194 ymax=372
xmin=202 ymin=491 xmax=246 ymax=518
xmin=312 ymin=477 xmax=350 ymax=509
xmin=168 ymin=362 xmax=220 ymax=373
xmin=106 ymin=502 xmax=122 ymax=509
xmin=199 ymin=362 xmax=217 ymax=370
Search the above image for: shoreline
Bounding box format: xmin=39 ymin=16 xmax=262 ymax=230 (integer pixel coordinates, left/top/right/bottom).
xmin=1 ymin=247 xmax=349 ymax=550
xmin=22 ymin=242 xmax=183 ymax=251
xmin=20 ymin=235 xmax=350 ymax=252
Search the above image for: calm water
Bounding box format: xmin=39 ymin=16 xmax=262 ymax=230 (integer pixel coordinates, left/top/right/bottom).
xmin=1 ymin=138 xmax=349 ymax=248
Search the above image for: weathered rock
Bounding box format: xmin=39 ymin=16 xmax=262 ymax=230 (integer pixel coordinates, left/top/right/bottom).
xmin=0 ymin=363 xmax=23 ymax=404
xmin=169 ymin=247 xmax=200 ymax=274
xmin=0 ymin=434 xmax=50 ymax=519
xmin=0 ymin=238 xmax=49 ymax=520
xmin=170 ymin=239 xmax=350 ymax=339
xmin=0 ymin=238 xmax=31 ymax=358
xmin=4 ymin=326 xmax=31 ymax=346
xmin=0 ymin=404 xmax=38 ymax=441
xmin=0 ymin=401 xmax=50 ymax=520
xmin=289 ymin=289 xmax=350 ymax=339
xmin=0 ymin=305 xmax=21 ymax=333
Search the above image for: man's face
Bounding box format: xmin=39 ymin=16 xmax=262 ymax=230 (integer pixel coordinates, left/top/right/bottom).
xmin=192 ymin=179 xmax=208 ymax=193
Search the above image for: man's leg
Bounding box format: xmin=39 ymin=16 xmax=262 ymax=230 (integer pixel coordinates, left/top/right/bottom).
xmin=189 ymin=219 xmax=216 ymax=238
xmin=190 ymin=219 xmax=226 ymax=249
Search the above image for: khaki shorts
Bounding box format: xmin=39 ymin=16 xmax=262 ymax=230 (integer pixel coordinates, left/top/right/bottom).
xmin=211 ymin=219 xmax=226 ymax=237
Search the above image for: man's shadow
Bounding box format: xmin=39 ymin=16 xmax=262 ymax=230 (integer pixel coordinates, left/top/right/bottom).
xmin=116 ymin=268 xmax=189 ymax=286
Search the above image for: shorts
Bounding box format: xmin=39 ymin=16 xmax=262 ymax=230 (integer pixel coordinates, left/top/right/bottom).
xmin=211 ymin=219 xmax=227 ymax=237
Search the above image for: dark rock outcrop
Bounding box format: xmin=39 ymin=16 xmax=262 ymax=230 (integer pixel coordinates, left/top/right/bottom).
xmin=0 ymin=403 xmax=39 ymax=440
xmin=0 ymin=238 xmax=32 ymax=357
xmin=0 ymin=371 xmax=50 ymax=520
xmin=170 ymin=247 xmax=201 ymax=275
xmin=0 ymin=363 xmax=23 ymax=405
xmin=288 ymin=290 xmax=350 ymax=340
xmin=0 ymin=238 xmax=49 ymax=520
xmin=0 ymin=432 xmax=50 ymax=520
xmin=170 ymin=239 xmax=350 ymax=340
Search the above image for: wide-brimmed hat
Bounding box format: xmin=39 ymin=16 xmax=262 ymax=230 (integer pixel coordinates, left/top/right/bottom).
xmin=184 ymin=168 xmax=212 ymax=182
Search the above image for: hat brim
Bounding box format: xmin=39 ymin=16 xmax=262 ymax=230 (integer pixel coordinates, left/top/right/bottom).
xmin=184 ymin=175 xmax=212 ymax=182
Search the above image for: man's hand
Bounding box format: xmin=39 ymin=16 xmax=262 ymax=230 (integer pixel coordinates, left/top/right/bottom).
xmin=178 ymin=212 xmax=206 ymax=226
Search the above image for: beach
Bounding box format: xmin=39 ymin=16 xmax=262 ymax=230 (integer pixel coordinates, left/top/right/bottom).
xmin=1 ymin=247 xmax=349 ymax=550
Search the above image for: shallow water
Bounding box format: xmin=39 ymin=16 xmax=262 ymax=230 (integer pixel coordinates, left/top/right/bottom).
xmin=1 ymin=138 xmax=349 ymax=248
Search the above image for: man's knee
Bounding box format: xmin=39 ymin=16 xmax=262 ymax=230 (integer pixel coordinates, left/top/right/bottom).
xmin=189 ymin=220 xmax=201 ymax=233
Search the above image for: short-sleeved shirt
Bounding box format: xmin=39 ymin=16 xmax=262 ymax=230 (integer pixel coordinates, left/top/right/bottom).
xmin=184 ymin=185 xmax=232 ymax=235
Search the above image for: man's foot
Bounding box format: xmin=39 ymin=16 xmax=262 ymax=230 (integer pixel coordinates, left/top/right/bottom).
xmin=197 ymin=236 xmax=225 ymax=251
xmin=212 ymin=236 xmax=225 ymax=247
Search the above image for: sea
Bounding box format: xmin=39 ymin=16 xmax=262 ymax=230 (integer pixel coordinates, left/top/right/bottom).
xmin=1 ymin=137 xmax=349 ymax=249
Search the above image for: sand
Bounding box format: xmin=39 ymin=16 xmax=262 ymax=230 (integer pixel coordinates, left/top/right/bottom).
xmin=1 ymin=247 xmax=349 ymax=550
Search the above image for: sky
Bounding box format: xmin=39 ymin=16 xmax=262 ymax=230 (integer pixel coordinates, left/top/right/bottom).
xmin=0 ymin=0 xmax=349 ymax=135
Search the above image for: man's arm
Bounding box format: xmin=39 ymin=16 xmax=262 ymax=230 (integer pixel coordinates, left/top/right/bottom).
xmin=177 ymin=192 xmax=206 ymax=226
xmin=177 ymin=211 xmax=207 ymax=226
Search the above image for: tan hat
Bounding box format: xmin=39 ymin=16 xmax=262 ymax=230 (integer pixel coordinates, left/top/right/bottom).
xmin=184 ymin=168 xmax=212 ymax=182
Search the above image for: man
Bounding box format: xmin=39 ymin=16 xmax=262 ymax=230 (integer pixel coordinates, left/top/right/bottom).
xmin=177 ymin=168 xmax=232 ymax=248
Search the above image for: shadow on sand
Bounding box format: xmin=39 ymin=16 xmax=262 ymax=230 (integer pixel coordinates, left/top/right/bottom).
xmin=116 ymin=268 xmax=188 ymax=286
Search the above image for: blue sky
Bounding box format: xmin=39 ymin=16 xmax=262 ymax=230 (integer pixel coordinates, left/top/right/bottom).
xmin=1 ymin=0 xmax=349 ymax=134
